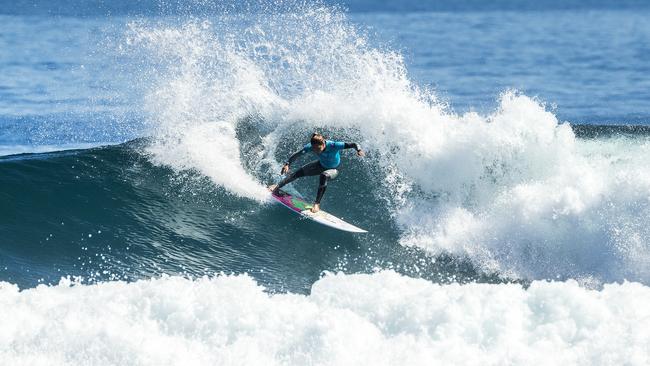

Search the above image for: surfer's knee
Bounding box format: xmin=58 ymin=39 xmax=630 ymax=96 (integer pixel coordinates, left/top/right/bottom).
xmin=319 ymin=169 xmax=337 ymax=187
xmin=320 ymin=169 xmax=338 ymax=186
xmin=287 ymin=167 xmax=305 ymax=181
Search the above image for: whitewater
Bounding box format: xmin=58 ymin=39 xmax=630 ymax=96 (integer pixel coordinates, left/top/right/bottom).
xmin=2 ymin=272 xmax=649 ymax=365
xmin=2 ymin=2 xmax=650 ymax=365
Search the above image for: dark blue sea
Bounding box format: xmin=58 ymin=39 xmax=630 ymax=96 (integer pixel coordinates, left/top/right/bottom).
xmin=1 ymin=1 xmax=650 ymax=364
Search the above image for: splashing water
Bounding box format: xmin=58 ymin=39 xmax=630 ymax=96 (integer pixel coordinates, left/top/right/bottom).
xmin=120 ymin=3 xmax=650 ymax=285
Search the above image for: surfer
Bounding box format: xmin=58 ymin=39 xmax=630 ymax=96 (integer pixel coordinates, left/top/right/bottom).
xmin=269 ymin=133 xmax=365 ymax=213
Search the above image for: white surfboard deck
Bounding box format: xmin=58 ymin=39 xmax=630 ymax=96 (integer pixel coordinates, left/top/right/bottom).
xmin=271 ymin=188 xmax=367 ymax=233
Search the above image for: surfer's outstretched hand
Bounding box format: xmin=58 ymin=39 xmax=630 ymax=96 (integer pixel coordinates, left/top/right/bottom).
xmin=357 ymin=150 xmax=365 ymax=157
xmin=281 ymin=163 xmax=290 ymax=175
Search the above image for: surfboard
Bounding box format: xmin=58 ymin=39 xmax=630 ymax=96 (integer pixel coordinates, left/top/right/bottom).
xmin=271 ymin=188 xmax=367 ymax=233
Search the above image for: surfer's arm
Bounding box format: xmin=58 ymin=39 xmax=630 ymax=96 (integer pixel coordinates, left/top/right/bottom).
xmin=284 ymin=144 xmax=310 ymax=165
xmin=281 ymin=144 xmax=311 ymax=174
xmin=343 ymin=142 xmax=361 ymax=151
xmin=341 ymin=142 xmax=364 ymax=156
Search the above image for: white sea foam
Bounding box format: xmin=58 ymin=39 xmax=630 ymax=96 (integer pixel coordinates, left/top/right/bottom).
xmin=125 ymin=21 xmax=279 ymax=201
xmin=121 ymin=5 xmax=650 ymax=283
xmin=1 ymin=271 xmax=648 ymax=366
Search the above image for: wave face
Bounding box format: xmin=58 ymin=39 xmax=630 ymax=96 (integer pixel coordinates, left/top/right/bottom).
xmin=0 ymin=141 xmax=482 ymax=291
xmin=2 ymin=271 xmax=649 ymax=365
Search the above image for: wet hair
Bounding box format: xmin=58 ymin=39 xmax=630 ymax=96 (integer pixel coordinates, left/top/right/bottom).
xmin=310 ymin=132 xmax=325 ymax=146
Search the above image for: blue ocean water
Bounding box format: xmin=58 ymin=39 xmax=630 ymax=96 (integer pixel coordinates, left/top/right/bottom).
xmin=357 ymin=10 xmax=650 ymax=123
xmin=1 ymin=1 xmax=650 ymax=364
xmin=3 ymin=3 xmax=650 ymax=128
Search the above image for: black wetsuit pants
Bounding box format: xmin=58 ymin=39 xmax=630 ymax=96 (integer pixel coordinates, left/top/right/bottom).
xmin=276 ymin=161 xmax=339 ymax=204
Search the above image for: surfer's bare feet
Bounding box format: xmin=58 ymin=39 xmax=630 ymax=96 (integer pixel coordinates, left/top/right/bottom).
xmin=268 ymin=184 xmax=278 ymax=192
xmin=310 ymin=203 xmax=320 ymax=213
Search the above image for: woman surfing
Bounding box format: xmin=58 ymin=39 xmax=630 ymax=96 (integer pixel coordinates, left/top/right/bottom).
xmin=269 ymin=133 xmax=365 ymax=213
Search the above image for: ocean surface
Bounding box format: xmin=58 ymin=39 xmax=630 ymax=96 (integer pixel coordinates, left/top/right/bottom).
xmin=1 ymin=1 xmax=650 ymax=364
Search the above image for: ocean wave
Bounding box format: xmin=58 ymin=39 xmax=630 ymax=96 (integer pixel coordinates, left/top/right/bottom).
xmin=115 ymin=2 xmax=650 ymax=285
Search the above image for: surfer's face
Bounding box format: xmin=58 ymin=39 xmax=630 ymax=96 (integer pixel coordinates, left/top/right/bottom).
xmin=311 ymin=143 xmax=325 ymax=154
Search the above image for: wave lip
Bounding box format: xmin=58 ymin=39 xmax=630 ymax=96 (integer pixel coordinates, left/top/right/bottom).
xmin=1 ymin=271 xmax=649 ymax=365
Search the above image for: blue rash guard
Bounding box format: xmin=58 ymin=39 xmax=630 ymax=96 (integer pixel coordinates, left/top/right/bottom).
xmin=284 ymin=140 xmax=360 ymax=169
xmin=301 ymin=140 xmax=346 ymax=169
